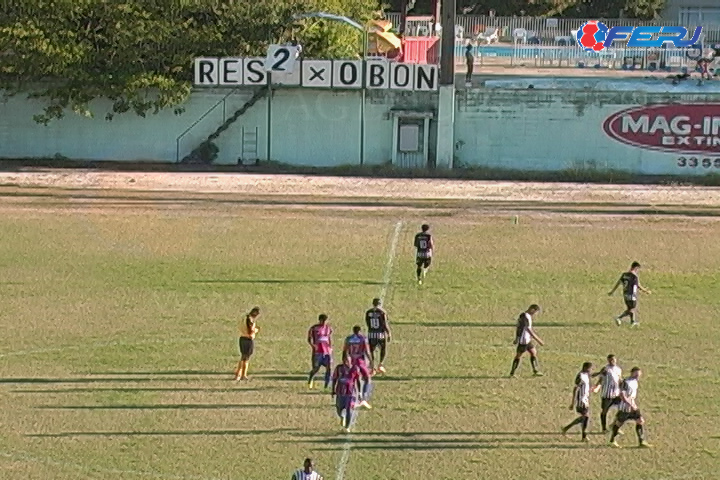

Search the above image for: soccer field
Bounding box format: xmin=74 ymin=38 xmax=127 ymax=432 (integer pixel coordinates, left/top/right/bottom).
xmin=1 ymin=177 xmax=719 ymax=480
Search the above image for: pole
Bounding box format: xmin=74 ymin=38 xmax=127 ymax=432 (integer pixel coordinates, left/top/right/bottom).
xmin=399 ymin=0 xmax=408 ymax=36
xmin=267 ymin=73 xmax=272 ymax=162
xmin=439 ymin=0 xmax=456 ymax=85
xmin=360 ymin=30 xmax=367 ymax=166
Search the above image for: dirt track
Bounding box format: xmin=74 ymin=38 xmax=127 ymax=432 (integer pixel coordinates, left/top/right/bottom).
xmin=1 ymin=170 xmax=720 ymax=207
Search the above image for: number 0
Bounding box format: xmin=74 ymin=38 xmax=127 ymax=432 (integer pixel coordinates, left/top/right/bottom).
xmin=272 ymin=48 xmax=290 ymax=71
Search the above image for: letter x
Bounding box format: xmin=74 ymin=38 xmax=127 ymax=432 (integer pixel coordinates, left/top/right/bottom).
xmin=310 ymin=67 xmax=325 ymax=81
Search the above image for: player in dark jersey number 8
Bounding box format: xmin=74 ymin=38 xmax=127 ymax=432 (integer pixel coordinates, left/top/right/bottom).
xmin=414 ymin=224 xmax=434 ymax=285
xmin=608 ymin=261 xmax=651 ymax=327
xmin=365 ymin=298 xmax=392 ymax=374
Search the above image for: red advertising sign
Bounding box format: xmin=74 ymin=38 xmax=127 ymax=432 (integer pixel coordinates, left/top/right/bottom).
xmin=603 ymin=104 xmax=720 ymax=155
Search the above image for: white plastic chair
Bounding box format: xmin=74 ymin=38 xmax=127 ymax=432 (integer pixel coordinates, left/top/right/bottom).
xmin=477 ymin=27 xmax=499 ymax=45
xmin=513 ymin=28 xmax=528 ymax=43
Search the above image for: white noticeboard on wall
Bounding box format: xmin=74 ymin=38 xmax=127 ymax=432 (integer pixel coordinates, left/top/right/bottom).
xmin=399 ymin=124 xmax=420 ymax=152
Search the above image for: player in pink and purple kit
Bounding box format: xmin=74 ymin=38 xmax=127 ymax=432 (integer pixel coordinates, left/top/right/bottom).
xmin=307 ymin=314 xmax=333 ymax=390
xmin=331 ymin=355 xmax=361 ymax=432
xmin=342 ymin=325 xmax=373 ymax=409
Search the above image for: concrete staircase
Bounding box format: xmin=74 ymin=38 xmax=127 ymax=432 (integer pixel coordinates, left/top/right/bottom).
xmin=181 ymin=86 xmax=268 ymax=164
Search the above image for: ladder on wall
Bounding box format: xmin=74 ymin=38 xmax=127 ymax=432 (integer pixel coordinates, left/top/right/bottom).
xmin=240 ymin=127 xmax=259 ymax=165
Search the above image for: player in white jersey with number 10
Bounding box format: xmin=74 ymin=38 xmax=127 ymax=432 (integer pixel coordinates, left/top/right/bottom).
xmin=593 ymin=354 xmax=623 ymax=433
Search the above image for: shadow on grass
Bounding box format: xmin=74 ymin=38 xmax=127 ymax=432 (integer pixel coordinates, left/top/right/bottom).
xmin=13 ymin=387 xmax=264 ymax=394
xmin=315 ymin=443 xmax=599 ymax=451
xmin=374 ymin=375 xmax=502 ymax=382
xmin=287 ymin=435 xmax=601 ymax=451
xmin=0 ymin=377 xmax=159 ymax=384
xmin=90 ymin=369 xmax=301 ymax=376
xmin=36 ymin=403 xmax=320 ymax=411
xmin=392 ymin=321 xmax=600 ymax=328
xmin=192 ymin=279 xmax=388 ymax=286
xmin=294 ymin=431 xmax=563 ymax=437
xmin=27 ymin=428 xmax=299 ymax=438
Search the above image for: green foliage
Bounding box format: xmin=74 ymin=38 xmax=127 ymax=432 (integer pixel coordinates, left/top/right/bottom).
xmin=399 ymin=0 xmax=664 ymax=18
xmin=0 ymin=0 xmax=378 ymax=124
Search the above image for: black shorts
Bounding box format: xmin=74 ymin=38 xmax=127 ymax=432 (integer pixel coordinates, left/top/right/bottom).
xmin=601 ymin=397 xmax=621 ymax=411
xmin=369 ymin=338 xmax=386 ymax=351
xmin=624 ymin=296 xmax=637 ymax=309
xmin=616 ymin=410 xmax=642 ymax=424
xmin=416 ymin=256 xmax=432 ymax=268
xmin=576 ymin=406 xmax=589 ymax=416
xmin=239 ymin=337 xmax=254 ymax=357
xmin=516 ymin=342 xmax=535 ymax=354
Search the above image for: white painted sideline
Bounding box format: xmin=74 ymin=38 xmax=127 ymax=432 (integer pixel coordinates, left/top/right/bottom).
xmin=335 ymin=220 xmax=403 ymax=480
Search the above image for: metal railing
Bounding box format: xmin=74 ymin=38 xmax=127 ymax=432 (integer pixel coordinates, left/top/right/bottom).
xmin=387 ymin=13 xmax=720 ymax=71
xmin=385 ymin=13 xmax=720 ymax=44
xmin=175 ymin=88 xmax=239 ymax=163
xmin=454 ymin=43 xmax=703 ymax=71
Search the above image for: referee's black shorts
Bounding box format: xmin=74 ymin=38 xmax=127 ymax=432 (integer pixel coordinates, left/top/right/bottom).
xmin=239 ymin=337 xmax=254 ymax=357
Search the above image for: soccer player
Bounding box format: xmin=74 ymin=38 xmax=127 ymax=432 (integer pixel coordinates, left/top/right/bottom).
xmin=608 ymin=261 xmax=651 ymax=327
xmin=365 ymin=298 xmax=391 ymax=374
xmin=562 ymin=362 xmax=595 ymax=442
xmin=594 ymin=354 xmax=623 ymax=433
xmin=509 ymin=304 xmax=544 ymax=377
xmin=609 ymin=367 xmax=651 ymax=448
xmin=291 ymin=458 xmax=323 ymax=480
xmin=233 ymin=307 xmax=260 ymax=381
xmin=343 ymin=326 xmax=373 ymax=409
xmin=307 ymin=314 xmax=333 ymax=390
xmin=331 ymin=355 xmax=361 ymax=432
xmin=414 ymin=223 xmax=434 ymax=284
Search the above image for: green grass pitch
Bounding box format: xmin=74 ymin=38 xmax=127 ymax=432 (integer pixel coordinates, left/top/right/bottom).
xmin=0 ymin=188 xmax=719 ymax=480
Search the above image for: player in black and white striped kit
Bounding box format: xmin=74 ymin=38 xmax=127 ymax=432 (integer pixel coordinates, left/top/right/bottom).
xmin=562 ymin=362 xmax=596 ymax=442
xmin=291 ymin=458 xmax=323 ymax=480
xmin=365 ymin=298 xmax=391 ymax=374
xmin=609 ymin=367 xmax=651 ymax=448
xmin=593 ymin=354 xmax=623 ymax=433
xmin=509 ymin=304 xmax=544 ymax=377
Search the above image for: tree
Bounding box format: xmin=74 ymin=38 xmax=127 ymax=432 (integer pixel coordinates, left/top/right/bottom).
xmin=0 ymin=0 xmax=378 ymax=124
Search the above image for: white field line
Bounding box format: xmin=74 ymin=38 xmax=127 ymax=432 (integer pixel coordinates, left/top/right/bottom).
xmin=335 ymin=220 xmax=403 ymax=480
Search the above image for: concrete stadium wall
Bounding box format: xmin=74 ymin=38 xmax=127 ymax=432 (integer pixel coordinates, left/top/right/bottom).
xmin=3 ymin=82 xmax=720 ymax=177
xmin=454 ymin=89 xmax=720 ymax=176
xmin=0 ymin=89 xmax=437 ymax=166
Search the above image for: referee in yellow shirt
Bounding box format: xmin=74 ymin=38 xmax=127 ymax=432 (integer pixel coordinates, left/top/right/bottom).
xmin=234 ymin=307 xmax=260 ymax=381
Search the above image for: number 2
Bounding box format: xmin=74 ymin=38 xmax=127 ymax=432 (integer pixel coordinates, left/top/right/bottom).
xmin=272 ymin=48 xmax=290 ymax=71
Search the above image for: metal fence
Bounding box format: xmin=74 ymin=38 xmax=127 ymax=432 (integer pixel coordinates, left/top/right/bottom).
xmin=385 ymin=13 xmax=720 ymax=44
xmin=387 ymin=13 xmax=720 ymax=71
xmin=453 ymin=43 xmax=703 ymax=72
